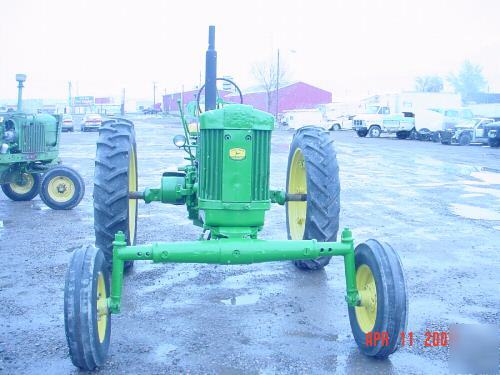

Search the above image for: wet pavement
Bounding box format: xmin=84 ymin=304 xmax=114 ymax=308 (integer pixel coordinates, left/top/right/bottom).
xmin=0 ymin=117 xmax=499 ymax=374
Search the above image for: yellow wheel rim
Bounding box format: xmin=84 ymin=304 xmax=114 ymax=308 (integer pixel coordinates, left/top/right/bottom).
xmin=96 ymin=272 xmax=108 ymax=343
xmin=47 ymin=176 xmax=75 ymax=202
xmin=287 ymin=148 xmax=307 ymax=240
xmin=128 ymin=147 xmax=137 ymax=245
xmin=355 ymin=264 xmax=377 ymax=333
xmin=10 ymin=174 xmax=35 ymax=194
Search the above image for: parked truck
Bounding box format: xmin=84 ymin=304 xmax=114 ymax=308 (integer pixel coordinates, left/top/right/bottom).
xmin=352 ymin=92 xmax=461 ymax=138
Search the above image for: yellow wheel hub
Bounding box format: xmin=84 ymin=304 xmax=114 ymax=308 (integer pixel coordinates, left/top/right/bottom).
xmin=355 ymin=264 xmax=377 ymax=333
xmin=47 ymin=176 xmax=75 ymax=202
xmin=10 ymin=173 xmax=35 ymax=194
xmin=287 ymin=148 xmax=307 ymax=240
xmin=128 ymin=147 xmax=137 ymax=245
xmin=96 ymin=272 xmax=108 ymax=343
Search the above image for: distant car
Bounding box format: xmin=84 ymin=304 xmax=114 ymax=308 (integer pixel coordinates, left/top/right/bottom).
xmin=142 ymin=108 xmax=161 ymax=115
xmin=80 ymin=114 xmax=102 ymax=132
xmin=62 ymin=114 xmax=74 ymax=132
xmin=326 ymin=114 xmax=353 ymax=131
xmin=440 ymin=118 xmax=494 ymax=146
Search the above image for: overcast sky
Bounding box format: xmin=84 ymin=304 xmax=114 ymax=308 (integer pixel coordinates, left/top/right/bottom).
xmin=1 ymin=0 xmax=499 ymax=101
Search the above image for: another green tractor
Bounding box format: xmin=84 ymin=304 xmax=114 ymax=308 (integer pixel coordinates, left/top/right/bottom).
xmin=0 ymin=74 xmax=84 ymax=209
xmin=64 ymin=27 xmax=408 ymax=370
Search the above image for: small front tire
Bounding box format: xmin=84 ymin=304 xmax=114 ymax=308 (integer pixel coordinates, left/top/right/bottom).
xmin=348 ymin=240 xmax=408 ymax=358
xmin=1 ymin=173 xmax=41 ymax=201
xmin=64 ymin=245 xmax=111 ymax=371
xmin=40 ymin=166 xmax=85 ymax=210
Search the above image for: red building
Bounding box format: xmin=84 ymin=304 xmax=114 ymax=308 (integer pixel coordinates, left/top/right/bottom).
xmin=162 ymin=81 xmax=331 ymax=114
xmin=224 ymin=81 xmax=332 ymax=113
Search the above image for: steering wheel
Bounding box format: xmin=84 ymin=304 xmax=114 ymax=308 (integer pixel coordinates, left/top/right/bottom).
xmin=196 ymin=77 xmax=243 ymax=114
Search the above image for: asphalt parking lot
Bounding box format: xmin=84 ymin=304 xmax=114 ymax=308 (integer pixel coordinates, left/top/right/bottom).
xmin=0 ymin=118 xmax=499 ymax=374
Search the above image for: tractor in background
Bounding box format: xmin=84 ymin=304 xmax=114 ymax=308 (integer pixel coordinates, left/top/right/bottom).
xmin=0 ymin=74 xmax=84 ymax=209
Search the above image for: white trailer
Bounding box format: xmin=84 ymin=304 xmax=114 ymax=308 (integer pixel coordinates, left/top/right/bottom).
xmin=281 ymin=109 xmax=328 ymax=130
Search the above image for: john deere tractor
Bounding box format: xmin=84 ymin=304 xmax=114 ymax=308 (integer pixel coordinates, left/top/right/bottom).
xmin=64 ymin=27 xmax=408 ymax=370
xmin=0 ymin=74 xmax=84 ymax=209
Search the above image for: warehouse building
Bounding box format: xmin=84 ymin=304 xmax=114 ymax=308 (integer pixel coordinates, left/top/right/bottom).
xmin=162 ymin=81 xmax=331 ymax=115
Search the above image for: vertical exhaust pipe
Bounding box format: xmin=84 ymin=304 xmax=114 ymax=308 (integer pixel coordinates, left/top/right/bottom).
xmin=16 ymin=74 xmax=27 ymax=112
xmin=205 ymin=26 xmax=217 ymax=112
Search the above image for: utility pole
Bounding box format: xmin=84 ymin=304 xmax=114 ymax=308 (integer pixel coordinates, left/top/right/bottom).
xmin=275 ymin=48 xmax=280 ymax=121
xmin=153 ymin=81 xmax=157 ymax=110
xmin=121 ymin=88 xmax=125 ymax=116
xmin=68 ymin=81 xmax=72 ymax=114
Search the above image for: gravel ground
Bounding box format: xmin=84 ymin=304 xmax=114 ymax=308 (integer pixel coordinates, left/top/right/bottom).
xmin=0 ymin=118 xmax=498 ymax=374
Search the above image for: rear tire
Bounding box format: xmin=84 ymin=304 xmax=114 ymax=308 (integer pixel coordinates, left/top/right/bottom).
xmin=94 ymin=119 xmax=138 ymax=269
xmin=1 ymin=173 xmax=41 ymax=201
xmin=286 ymin=126 xmax=340 ymax=270
xmin=64 ymin=245 xmax=111 ymax=370
xmin=348 ymin=240 xmax=408 ymax=358
xmin=369 ymin=126 xmax=381 ymax=138
xmin=332 ymin=123 xmax=341 ymax=131
xmin=40 ymin=166 xmax=85 ymax=210
xmin=489 ymin=138 xmax=500 ymax=147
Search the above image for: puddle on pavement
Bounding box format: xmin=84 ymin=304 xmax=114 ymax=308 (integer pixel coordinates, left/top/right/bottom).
xmin=153 ymin=343 xmax=177 ymax=361
xmin=220 ymin=293 xmax=260 ymax=306
xmin=470 ymin=170 xmax=500 ymax=185
xmin=449 ymin=203 xmax=500 ymax=221
xmin=459 ymin=193 xmax=484 ymax=198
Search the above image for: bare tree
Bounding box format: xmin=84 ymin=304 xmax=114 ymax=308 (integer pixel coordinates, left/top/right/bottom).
xmin=415 ymin=75 xmax=443 ymax=92
xmin=252 ymin=58 xmax=288 ymax=113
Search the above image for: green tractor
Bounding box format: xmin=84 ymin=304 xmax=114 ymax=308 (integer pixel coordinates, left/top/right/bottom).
xmin=64 ymin=27 xmax=408 ymax=370
xmin=0 ymin=74 xmax=84 ymax=209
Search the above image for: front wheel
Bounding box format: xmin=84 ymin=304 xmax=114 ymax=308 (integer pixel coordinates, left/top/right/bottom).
xmin=286 ymin=126 xmax=340 ymax=270
xmin=1 ymin=173 xmax=41 ymax=201
xmin=348 ymin=240 xmax=408 ymax=358
xmin=459 ymin=133 xmax=471 ymax=146
xmin=356 ymin=130 xmax=368 ymax=137
xmin=369 ymin=126 xmax=381 ymax=138
xmin=64 ymin=245 xmax=111 ymax=370
xmin=40 ymin=166 xmax=85 ymax=210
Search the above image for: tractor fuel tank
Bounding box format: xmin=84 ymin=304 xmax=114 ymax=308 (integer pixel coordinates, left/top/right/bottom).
xmin=198 ymin=104 xmax=274 ymax=230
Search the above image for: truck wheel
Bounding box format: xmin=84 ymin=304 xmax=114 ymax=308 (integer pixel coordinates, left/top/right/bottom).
xmin=94 ymin=119 xmax=138 ymax=269
xmin=286 ymin=126 xmax=340 ymax=270
xmin=356 ymin=130 xmax=368 ymax=137
xmin=1 ymin=173 xmax=41 ymax=201
xmin=332 ymin=123 xmax=341 ymax=131
xmin=64 ymin=245 xmax=111 ymax=371
xmin=488 ymin=138 xmax=500 ymax=148
xmin=408 ymin=128 xmax=417 ymax=140
xmin=348 ymin=240 xmax=408 ymax=358
xmin=396 ymin=131 xmax=409 ymax=140
xmin=459 ymin=133 xmax=471 ymax=146
xmin=40 ymin=166 xmax=85 ymax=210
xmin=368 ymin=126 xmax=381 ymax=138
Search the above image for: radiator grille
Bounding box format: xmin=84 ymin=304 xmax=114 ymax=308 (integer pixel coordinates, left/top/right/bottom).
xmin=20 ymin=122 xmax=45 ymax=153
xmin=199 ymin=129 xmax=223 ymax=200
xmin=251 ymin=130 xmax=270 ymax=200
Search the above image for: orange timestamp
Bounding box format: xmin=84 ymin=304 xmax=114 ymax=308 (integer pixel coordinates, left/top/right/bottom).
xmin=366 ymin=331 xmax=450 ymax=347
